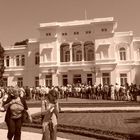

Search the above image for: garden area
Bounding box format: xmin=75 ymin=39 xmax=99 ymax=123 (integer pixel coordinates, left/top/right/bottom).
xmin=22 ymin=111 xmax=140 ymax=140
xmin=23 ymin=98 xmax=140 ymax=139
xmin=1 ymin=98 xmax=140 ymax=139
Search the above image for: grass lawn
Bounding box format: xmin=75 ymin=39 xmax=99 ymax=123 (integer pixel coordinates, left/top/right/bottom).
xmin=31 ymin=111 xmax=140 ymax=139
xmin=2 ymin=98 xmax=140 ymax=139
xmin=26 ymin=98 xmax=140 ymax=139
xmin=58 ymin=112 xmax=140 ymax=135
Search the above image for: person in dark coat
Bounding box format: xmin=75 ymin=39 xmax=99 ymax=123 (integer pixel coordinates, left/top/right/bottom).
xmin=2 ymin=87 xmax=32 ymax=140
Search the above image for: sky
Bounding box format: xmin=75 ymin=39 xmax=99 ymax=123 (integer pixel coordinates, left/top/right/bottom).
xmin=0 ymin=0 xmax=140 ymax=47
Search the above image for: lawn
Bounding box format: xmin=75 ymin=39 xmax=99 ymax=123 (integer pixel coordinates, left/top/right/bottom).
xmin=58 ymin=112 xmax=140 ymax=135
xmin=26 ymin=98 xmax=140 ymax=139
xmin=31 ymin=111 xmax=140 ymax=139
xmin=2 ymin=98 xmax=140 ymax=139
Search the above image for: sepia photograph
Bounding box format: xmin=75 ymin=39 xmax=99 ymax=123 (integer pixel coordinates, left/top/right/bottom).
xmin=0 ymin=0 xmax=140 ymax=139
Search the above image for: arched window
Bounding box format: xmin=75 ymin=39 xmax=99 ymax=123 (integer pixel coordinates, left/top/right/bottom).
xmin=6 ymin=56 xmax=9 ymax=67
xmin=84 ymin=41 xmax=94 ymax=61
xmin=16 ymin=55 xmax=20 ymax=66
xmin=35 ymin=52 xmax=40 ymax=65
xmin=87 ymin=49 xmax=94 ymax=61
xmin=72 ymin=42 xmax=82 ymax=61
xmin=21 ymin=55 xmax=25 ymax=66
xmin=76 ymin=50 xmax=82 ymax=61
xmin=60 ymin=43 xmax=70 ymax=62
xmin=65 ymin=51 xmax=70 ymax=62
xmin=119 ymin=47 xmax=126 ymax=60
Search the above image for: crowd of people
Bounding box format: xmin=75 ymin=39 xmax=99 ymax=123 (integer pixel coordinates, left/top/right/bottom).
xmin=0 ymin=83 xmax=140 ymax=140
xmin=0 ymin=83 xmax=140 ymax=103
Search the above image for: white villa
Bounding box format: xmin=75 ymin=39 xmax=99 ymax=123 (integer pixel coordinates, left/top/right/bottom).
xmin=3 ymin=17 xmax=140 ymax=87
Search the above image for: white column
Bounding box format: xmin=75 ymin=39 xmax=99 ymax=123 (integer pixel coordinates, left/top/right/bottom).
xmin=52 ymin=73 xmax=59 ymax=86
xmin=110 ymin=70 xmax=116 ymax=85
xmin=11 ymin=56 xmax=13 ymax=67
xmin=70 ymin=43 xmax=72 ymax=62
xmin=82 ymin=72 xmax=86 ymax=84
xmin=95 ymin=73 xmax=100 ymax=85
xmin=68 ymin=72 xmax=73 ymax=84
xmin=39 ymin=73 xmax=44 ymax=87
xmin=57 ymin=41 xmax=60 ymax=64
xmin=82 ymin=43 xmax=84 ymax=61
xmin=13 ymin=56 xmax=16 ymax=67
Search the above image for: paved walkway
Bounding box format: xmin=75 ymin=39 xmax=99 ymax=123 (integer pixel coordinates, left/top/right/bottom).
xmin=62 ymin=106 xmax=140 ymax=111
xmin=0 ymin=108 xmax=70 ymax=140
xmin=1 ymin=106 xmax=140 ymax=140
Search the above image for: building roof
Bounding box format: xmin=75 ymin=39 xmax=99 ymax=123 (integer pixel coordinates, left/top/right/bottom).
xmin=114 ymin=31 xmax=133 ymax=37
xmin=39 ymin=17 xmax=114 ymax=28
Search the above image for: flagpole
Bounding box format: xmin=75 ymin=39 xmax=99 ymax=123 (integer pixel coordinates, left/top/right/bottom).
xmin=85 ymin=9 xmax=87 ymax=20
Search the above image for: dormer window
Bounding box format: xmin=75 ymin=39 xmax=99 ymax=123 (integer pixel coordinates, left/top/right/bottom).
xmin=62 ymin=33 xmax=67 ymax=36
xmin=74 ymin=32 xmax=79 ymax=35
xmin=46 ymin=33 xmax=51 ymax=36
xmin=85 ymin=31 xmax=91 ymax=34
xmin=101 ymin=28 xmax=107 ymax=32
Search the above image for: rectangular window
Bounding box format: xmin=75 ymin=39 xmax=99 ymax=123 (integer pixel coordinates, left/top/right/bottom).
xmin=6 ymin=56 xmax=9 ymax=67
xmin=102 ymin=73 xmax=110 ymax=85
xmin=62 ymin=75 xmax=68 ymax=86
xmin=35 ymin=52 xmax=40 ymax=65
xmin=120 ymin=52 xmax=126 ymax=60
xmin=17 ymin=77 xmax=23 ymax=87
xmin=3 ymin=77 xmax=7 ymax=87
xmin=45 ymin=75 xmax=52 ymax=87
xmin=87 ymin=74 xmax=92 ymax=85
xmin=73 ymin=74 xmax=81 ymax=84
xmin=120 ymin=73 xmax=127 ymax=86
xmin=35 ymin=76 xmax=39 ymax=87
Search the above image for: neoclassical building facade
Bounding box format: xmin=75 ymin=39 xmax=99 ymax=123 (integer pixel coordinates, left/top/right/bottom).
xmin=3 ymin=17 xmax=140 ymax=87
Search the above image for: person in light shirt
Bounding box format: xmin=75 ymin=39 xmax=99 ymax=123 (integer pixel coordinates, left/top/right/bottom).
xmin=41 ymin=87 xmax=60 ymax=140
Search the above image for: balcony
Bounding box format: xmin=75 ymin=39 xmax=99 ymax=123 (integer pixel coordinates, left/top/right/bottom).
xmin=96 ymin=59 xmax=116 ymax=65
xmin=39 ymin=61 xmax=57 ymax=67
xmin=4 ymin=66 xmax=25 ymax=73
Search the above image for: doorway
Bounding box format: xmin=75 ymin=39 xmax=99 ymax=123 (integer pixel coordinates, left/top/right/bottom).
xmin=73 ymin=74 xmax=81 ymax=85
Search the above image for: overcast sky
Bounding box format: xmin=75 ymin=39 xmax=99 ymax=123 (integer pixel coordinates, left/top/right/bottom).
xmin=0 ymin=0 xmax=140 ymax=47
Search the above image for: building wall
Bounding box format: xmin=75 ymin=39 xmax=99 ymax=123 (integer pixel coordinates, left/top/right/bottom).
xmin=3 ymin=17 xmax=140 ymax=87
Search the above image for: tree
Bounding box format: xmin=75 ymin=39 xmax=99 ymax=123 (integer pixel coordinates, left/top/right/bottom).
xmin=0 ymin=43 xmax=5 ymax=86
xmin=14 ymin=39 xmax=29 ymax=46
